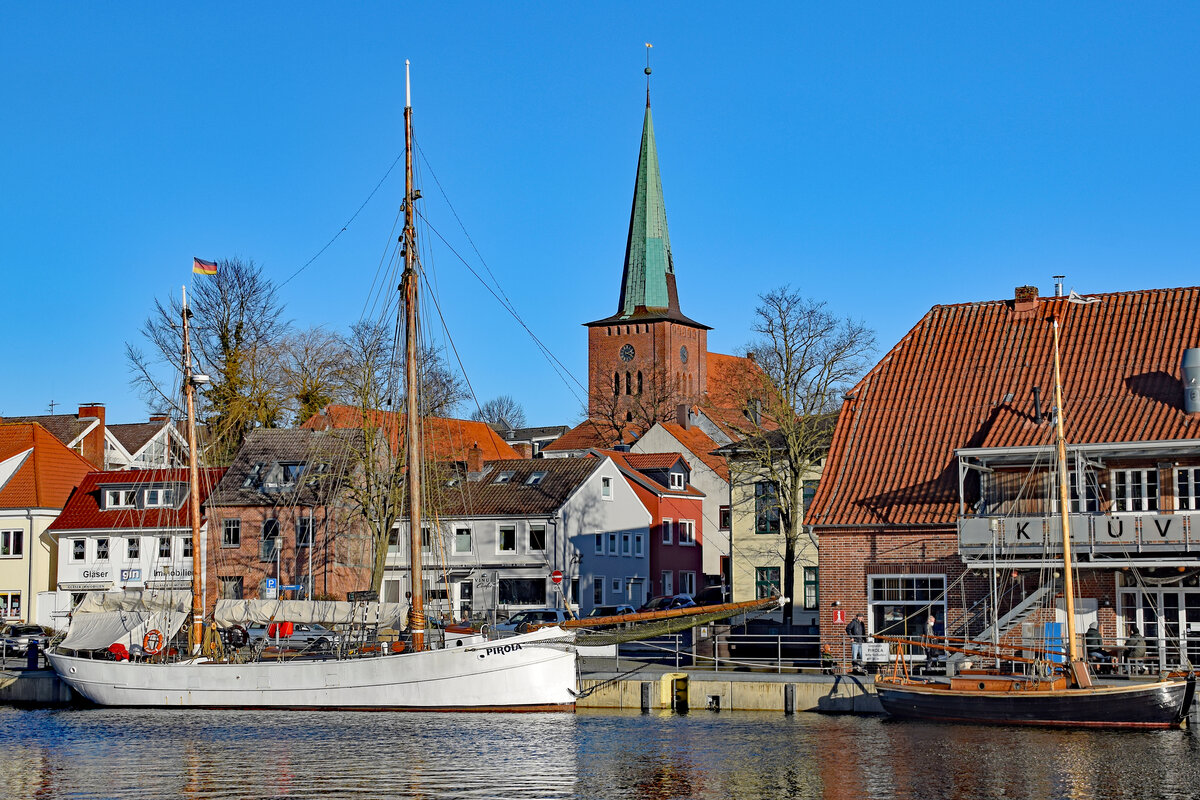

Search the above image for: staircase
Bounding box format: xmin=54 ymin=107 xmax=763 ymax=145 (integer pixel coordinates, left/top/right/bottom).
xmin=949 ymin=586 xmax=1050 ymax=665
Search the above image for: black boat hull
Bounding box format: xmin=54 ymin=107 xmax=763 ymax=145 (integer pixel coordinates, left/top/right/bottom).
xmin=876 ymin=677 xmax=1196 ymax=729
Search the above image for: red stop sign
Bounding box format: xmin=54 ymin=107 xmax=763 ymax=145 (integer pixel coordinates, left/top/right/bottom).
xmin=550 ymin=570 xmax=563 ymax=585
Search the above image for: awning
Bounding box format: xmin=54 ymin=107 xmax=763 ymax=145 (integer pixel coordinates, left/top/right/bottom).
xmin=58 ymin=609 xmax=187 ymax=651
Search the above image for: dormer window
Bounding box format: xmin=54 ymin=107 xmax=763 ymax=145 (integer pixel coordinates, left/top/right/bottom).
xmin=493 ymin=471 xmax=516 ymax=485
xmin=144 ymin=487 xmax=171 ymax=507
xmin=525 ymin=471 xmax=547 ymax=486
xmin=281 ymin=462 xmax=306 ymax=485
xmin=668 ymin=472 xmax=685 ymax=490
xmin=105 ymin=489 xmax=136 ymax=509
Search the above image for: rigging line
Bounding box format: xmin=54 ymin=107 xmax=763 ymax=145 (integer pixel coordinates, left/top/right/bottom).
xmin=280 ymin=150 xmax=406 ymax=291
xmin=360 ymin=202 xmax=407 ymax=324
xmin=418 ymin=269 xmax=486 ymax=422
xmin=416 ymin=210 xmax=587 ymax=401
xmin=414 ymin=141 xmax=515 ymax=312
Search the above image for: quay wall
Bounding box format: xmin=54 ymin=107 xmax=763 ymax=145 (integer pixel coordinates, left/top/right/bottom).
xmin=0 ymin=669 xmax=74 ymax=706
xmin=578 ymin=671 xmax=884 ymax=714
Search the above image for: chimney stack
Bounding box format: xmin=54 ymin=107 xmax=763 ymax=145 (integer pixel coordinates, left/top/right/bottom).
xmin=1184 ymin=349 xmax=1200 ymax=415
xmin=512 ymin=442 xmax=533 ymax=459
xmin=149 ymin=413 xmax=169 ymax=423
xmin=467 ymin=442 xmax=484 ymax=473
xmin=676 ymin=403 xmax=690 ymax=430
xmin=1013 ymin=286 xmax=1039 ymax=312
xmin=77 ymin=403 xmax=106 ymax=468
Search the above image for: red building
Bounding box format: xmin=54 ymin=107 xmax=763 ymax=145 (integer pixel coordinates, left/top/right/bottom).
xmin=595 ymin=450 xmax=705 ymax=599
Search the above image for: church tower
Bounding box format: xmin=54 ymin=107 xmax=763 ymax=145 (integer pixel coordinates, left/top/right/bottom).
xmin=585 ymin=89 xmax=710 ymax=421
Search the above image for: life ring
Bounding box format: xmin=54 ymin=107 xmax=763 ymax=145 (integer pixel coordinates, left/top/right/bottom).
xmin=225 ymin=624 xmax=249 ymax=649
xmin=143 ymin=629 xmax=164 ymax=655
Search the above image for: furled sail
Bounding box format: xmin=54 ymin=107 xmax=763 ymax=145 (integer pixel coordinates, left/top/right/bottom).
xmin=214 ymin=599 xmax=408 ymax=629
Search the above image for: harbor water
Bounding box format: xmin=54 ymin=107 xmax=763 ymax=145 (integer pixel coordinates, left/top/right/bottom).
xmin=3 ymin=706 xmax=1200 ymax=800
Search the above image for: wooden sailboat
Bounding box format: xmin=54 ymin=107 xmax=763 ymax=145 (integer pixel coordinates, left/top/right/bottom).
xmin=874 ymin=314 xmax=1196 ymax=728
xmin=47 ymin=62 xmax=579 ymax=710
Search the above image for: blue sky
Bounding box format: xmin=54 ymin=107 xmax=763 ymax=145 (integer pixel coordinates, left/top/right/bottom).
xmin=3 ymin=5 xmax=1199 ymax=427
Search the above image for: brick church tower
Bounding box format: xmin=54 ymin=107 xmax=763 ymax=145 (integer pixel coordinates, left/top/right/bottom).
xmin=585 ymin=93 xmax=711 ymax=421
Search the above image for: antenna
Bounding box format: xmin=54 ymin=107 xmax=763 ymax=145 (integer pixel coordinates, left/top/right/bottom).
xmin=644 ymin=42 xmax=653 ymax=105
xmin=406 ymin=59 xmax=411 ymax=109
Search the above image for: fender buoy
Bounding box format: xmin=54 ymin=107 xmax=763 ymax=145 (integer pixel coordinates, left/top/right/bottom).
xmin=143 ymin=629 xmax=164 ymax=655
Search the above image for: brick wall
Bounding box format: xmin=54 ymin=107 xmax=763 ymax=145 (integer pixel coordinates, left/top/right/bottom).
xmin=587 ymin=321 xmax=708 ymax=418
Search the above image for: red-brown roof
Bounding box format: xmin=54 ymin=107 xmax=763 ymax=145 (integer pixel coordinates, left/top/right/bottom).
xmin=594 ymin=449 xmax=705 ymax=497
xmin=655 ymin=422 xmax=731 ymax=483
xmin=0 ymin=423 xmax=95 ymax=509
xmin=808 ymin=286 xmax=1200 ymax=529
xmin=48 ymin=467 xmax=227 ymax=532
xmin=542 ymin=419 xmax=640 ymax=453
xmin=301 ymin=405 xmax=518 ymax=461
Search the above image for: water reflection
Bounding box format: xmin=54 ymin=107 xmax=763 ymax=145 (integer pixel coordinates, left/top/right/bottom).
xmin=2 ymin=707 xmax=1200 ymax=799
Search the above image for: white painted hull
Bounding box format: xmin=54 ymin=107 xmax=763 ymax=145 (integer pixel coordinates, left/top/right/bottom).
xmin=47 ymin=627 xmax=576 ymax=710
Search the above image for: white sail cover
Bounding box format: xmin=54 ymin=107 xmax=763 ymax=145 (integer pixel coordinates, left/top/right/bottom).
xmin=214 ymin=599 xmax=407 ymax=629
xmin=73 ymin=589 xmax=191 ymax=614
xmin=58 ymin=590 xmax=191 ymax=651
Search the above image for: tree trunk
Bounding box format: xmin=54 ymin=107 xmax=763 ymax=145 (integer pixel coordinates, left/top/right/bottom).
xmin=782 ymin=532 xmax=797 ymax=630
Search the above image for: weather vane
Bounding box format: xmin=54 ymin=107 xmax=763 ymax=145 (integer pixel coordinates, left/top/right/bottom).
xmin=645 ymin=42 xmax=653 ymax=104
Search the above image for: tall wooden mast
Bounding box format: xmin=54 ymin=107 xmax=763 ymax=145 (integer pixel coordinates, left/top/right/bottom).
xmin=1052 ymin=315 xmax=1091 ymax=688
xmin=182 ymin=287 xmax=205 ymax=654
xmin=401 ymin=60 xmax=426 ymax=652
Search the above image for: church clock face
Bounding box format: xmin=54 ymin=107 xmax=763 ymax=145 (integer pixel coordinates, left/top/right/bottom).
xmin=679 ymin=345 xmax=689 ymax=364
xmin=619 ymin=343 xmax=636 ymax=362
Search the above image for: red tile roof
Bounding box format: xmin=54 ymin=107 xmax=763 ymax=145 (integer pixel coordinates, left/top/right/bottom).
xmin=655 ymin=423 xmax=730 ymax=483
xmin=301 ymin=405 xmax=518 ymax=461
xmin=594 ymin=449 xmax=704 ymax=497
xmin=542 ymin=419 xmax=640 ymax=452
xmin=808 ymin=286 xmax=1200 ymax=529
xmin=0 ymin=423 xmax=95 ymax=509
xmin=48 ymin=467 xmax=227 ymax=532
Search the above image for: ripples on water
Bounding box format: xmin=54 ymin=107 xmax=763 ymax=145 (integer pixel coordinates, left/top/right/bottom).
xmin=2 ymin=706 xmax=1200 ymax=800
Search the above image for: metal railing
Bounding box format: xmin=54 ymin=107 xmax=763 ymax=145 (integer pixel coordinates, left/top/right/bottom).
xmin=613 ymin=631 xmax=828 ymax=674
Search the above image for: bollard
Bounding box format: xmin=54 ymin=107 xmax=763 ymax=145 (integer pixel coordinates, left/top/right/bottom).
xmin=640 ymin=681 xmax=652 ymax=713
xmin=784 ymin=683 xmax=796 ymax=715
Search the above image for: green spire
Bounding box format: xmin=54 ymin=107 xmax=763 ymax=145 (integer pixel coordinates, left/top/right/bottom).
xmin=616 ymin=102 xmax=674 ymax=317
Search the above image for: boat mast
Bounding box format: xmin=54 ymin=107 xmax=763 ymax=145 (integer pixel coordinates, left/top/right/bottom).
xmin=1052 ymin=315 xmax=1091 ymax=687
xmin=401 ymin=60 xmax=426 ymax=653
xmin=182 ymin=287 xmax=204 ymax=654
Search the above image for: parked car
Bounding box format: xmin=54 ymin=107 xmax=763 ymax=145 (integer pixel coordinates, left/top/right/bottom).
xmin=693 ymin=586 xmax=731 ymax=606
xmin=3 ymin=624 xmax=46 ymax=656
xmin=638 ymin=594 xmax=697 ymax=613
xmin=585 ymin=604 xmax=636 ymax=618
xmin=493 ymin=608 xmax=572 ymax=635
xmin=246 ymin=623 xmax=339 ymax=650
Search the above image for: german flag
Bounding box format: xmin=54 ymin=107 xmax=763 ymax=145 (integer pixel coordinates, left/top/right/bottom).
xmin=193 ymin=257 xmax=218 ymax=276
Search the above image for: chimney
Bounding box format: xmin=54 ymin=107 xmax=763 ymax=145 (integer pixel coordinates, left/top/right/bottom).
xmin=1052 ymin=275 xmax=1065 ymax=297
xmin=512 ymin=442 xmax=533 ymax=459
xmin=149 ymin=413 xmax=169 ymax=423
xmin=676 ymin=403 xmax=690 ymax=430
xmin=1184 ymin=349 xmax=1200 ymax=415
xmin=1013 ymin=286 xmax=1039 ymax=312
xmin=77 ymin=403 xmax=106 ymax=468
xmin=467 ymin=442 xmax=484 ymax=473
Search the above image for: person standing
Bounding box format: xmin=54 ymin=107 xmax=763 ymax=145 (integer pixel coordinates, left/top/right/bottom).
xmin=846 ymin=612 xmax=867 ymax=673
xmin=920 ymin=613 xmax=937 ymax=674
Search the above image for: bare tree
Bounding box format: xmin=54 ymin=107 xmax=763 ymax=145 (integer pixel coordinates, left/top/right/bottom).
xmin=280 ymin=326 xmax=346 ymax=425
xmin=126 ymin=257 xmax=288 ymax=465
xmin=471 ymin=395 xmax=527 ymax=431
xmin=585 ymin=363 xmax=689 ymax=445
xmin=723 ymin=287 xmax=875 ymax=624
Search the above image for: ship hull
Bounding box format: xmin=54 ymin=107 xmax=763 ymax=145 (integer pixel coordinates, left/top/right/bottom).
xmin=875 ymin=676 xmax=1195 ymax=729
xmin=47 ymin=626 xmax=576 ymax=711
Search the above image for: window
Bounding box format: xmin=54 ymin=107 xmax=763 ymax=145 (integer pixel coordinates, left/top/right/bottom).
xmin=421 ymin=527 xmax=432 ymax=552
xmin=126 ymin=538 xmax=140 ymax=560
xmin=0 ymin=592 xmax=20 ymax=619
xmin=803 ymin=567 xmax=819 ymax=610
xmin=493 ymin=471 xmax=516 ymax=484
xmin=602 ymin=476 xmax=613 ymax=499
xmin=455 ymin=528 xmax=472 ymax=553
xmin=158 ymin=537 xmax=172 ymax=559
xmin=755 ymin=481 xmax=780 ymax=534
xmin=459 ymin=581 xmax=473 ymax=603
xmin=1051 ymin=471 xmax=1101 ymax=513
xmin=525 ymin=471 xmax=547 ymax=486
xmin=72 ymin=539 xmax=86 ymax=561
xmin=0 ymin=529 xmax=23 ymax=558
xmin=222 ymin=519 xmax=241 ymax=548
xmin=529 ymin=525 xmax=546 ymax=551
xmin=868 ymin=574 xmax=947 ymax=641
xmin=182 ymin=537 xmax=193 ymax=558
xmin=218 ymin=576 xmax=243 ymax=600
xmin=661 ymin=571 xmax=673 ymax=595
xmin=637 ymin=371 xmax=643 ymax=394
xmin=612 ymin=577 xmax=623 ymax=593
xmin=621 ymin=533 xmax=631 ymax=556
xmin=593 ymin=577 xmax=605 ymax=604
xmin=1178 ymin=468 xmax=1200 ymax=510
xmin=498 ymin=578 xmax=546 ymax=605
xmin=594 ymin=533 xmax=604 ymax=554
xmin=260 ymin=519 xmax=279 ymax=562
xmin=634 ymin=533 xmax=644 ymax=557
xmin=105 ymin=489 xmax=136 ymax=508
xmin=143 ymin=487 xmax=169 ymax=507
xmin=1113 ymin=469 xmax=1159 ymax=512
xmin=625 ymin=372 xmax=631 ymax=395
xmin=96 ymin=538 xmax=109 ymax=561
xmin=499 ymin=525 xmax=516 ymax=552
xmin=718 ymin=505 xmax=731 ymax=531
xmin=608 ymin=532 xmax=618 ymax=555
xmin=297 ymin=518 xmax=314 ymax=548
xmin=678 ymin=520 xmax=695 ymax=546
xmin=802 ymin=480 xmax=819 ymax=514
xmin=680 ymin=571 xmax=696 ymax=595
xmin=662 ymin=519 xmax=673 ymax=545
xmin=281 ymin=462 xmax=306 ymax=485
xmin=755 ymin=567 xmax=780 ymax=599
xmin=669 ymin=471 xmax=685 ymax=490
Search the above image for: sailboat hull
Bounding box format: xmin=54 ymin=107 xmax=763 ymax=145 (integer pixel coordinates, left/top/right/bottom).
xmin=47 ymin=627 xmax=577 ymax=711
xmin=875 ymin=676 xmax=1196 ymax=729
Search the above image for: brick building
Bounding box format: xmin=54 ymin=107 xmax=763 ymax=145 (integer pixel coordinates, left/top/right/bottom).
xmin=807 ymin=285 xmax=1200 ymax=667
